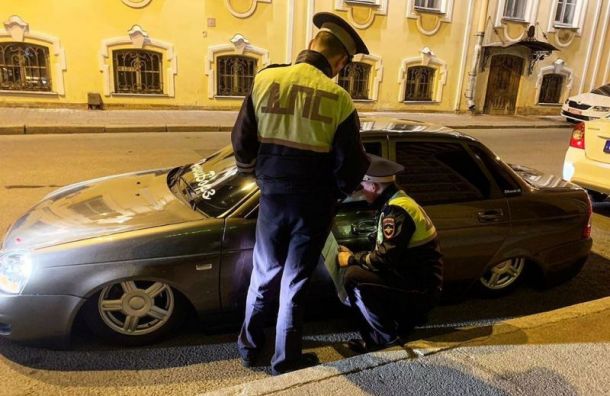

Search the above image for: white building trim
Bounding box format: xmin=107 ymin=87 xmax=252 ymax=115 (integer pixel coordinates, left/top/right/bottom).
xmin=98 ymin=25 xmax=177 ymax=97
xmin=225 ymin=0 xmax=272 ymax=19
xmin=397 ymin=48 xmax=448 ymax=103
xmin=454 ymin=0 xmax=475 ymax=111
xmin=535 ymin=59 xmax=573 ymax=104
xmin=335 ymin=0 xmax=388 ymax=29
xmin=352 ymin=53 xmax=383 ymax=101
xmin=0 ymin=15 xmax=67 ymax=95
xmin=579 ymin=0 xmax=601 ymax=93
xmin=546 ymin=0 xmax=588 ymax=35
xmin=406 ymin=0 xmax=455 ymax=36
xmin=494 ymin=0 xmax=541 ymax=29
xmin=286 ymin=0 xmax=295 ymax=63
xmin=589 ymin=0 xmax=610 ymax=91
xmin=121 ymin=0 xmax=153 ymax=8
xmin=205 ymin=34 xmax=270 ymax=99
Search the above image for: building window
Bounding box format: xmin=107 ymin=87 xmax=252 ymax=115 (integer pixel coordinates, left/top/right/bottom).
xmin=503 ymin=0 xmax=527 ymax=20
xmin=554 ymin=0 xmax=577 ymax=25
xmin=345 ymin=0 xmax=379 ymax=5
xmin=539 ymin=73 xmax=564 ymax=104
xmin=338 ymin=62 xmax=371 ymax=100
xmin=0 ymin=42 xmax=51 ymax=92
xmin=405 ymin=66 xmax=435 ymax=101
xmin=216 ymin=55 xmax=257 ymax=97
xmin=112 ymin=49 xmax=163 ymax=94
xmin=415 ymin=0 xmax=441 ymax=11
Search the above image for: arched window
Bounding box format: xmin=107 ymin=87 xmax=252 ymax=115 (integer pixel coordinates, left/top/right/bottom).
xmin=216 ymin=55 xmax=257 ymax=97
xmin=112 ymin=49 xmax=163 ymax=94
xmin=405 ymin=66 xmax=435 ymax=101
xmin=539 ymin=73 xmax=564 ymax=104
xmin=338 ymin=62 xmax=371 ymax=100
xmin=0 ymin=42 xmax=51 ymax=91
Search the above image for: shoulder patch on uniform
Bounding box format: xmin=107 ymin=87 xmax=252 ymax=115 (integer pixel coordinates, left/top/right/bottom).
xmin=382 ymin=217 xmax=396 ymax=239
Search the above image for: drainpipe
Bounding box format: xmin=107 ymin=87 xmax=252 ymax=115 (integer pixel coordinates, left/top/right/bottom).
xmin=464 ymin=0 xmax=490 ymax=113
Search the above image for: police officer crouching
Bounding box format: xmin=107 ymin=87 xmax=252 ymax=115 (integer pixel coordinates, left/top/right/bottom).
xmin=338 ymin=155 xmax=444 ymax=353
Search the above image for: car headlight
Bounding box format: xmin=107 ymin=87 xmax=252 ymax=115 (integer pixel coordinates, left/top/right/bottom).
xmin=0 ymin=251 xmax=32 ymax=294
xmin=592 ymin=106 xmax=610 ymax=112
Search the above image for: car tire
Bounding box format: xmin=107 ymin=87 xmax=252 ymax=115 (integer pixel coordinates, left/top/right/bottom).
xmin=478 ymin=257 xmax=526 ymax=297
xmin=587 ymin=190 xmax=608 ymax=203
xmin=83 ymin=280 xmax=187 ymax=346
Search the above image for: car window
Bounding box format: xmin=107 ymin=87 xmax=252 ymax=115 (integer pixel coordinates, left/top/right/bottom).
xmin=394 ymin=141 xmax=491 ymax=205
xmin=591 ymin=84 xmax=610 ymax=96
xmin=468 ymin=144 xmax=522 ymax=196
xmin=363 ymin=141 xmax=382 ymax=156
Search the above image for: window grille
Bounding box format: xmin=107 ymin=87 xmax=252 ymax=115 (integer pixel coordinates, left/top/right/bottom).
xmin=0 ymin=42 xmax=51 ymax=91
xmin=415 ymin=0 xmax=441 ymax=11
xmin=338 ymin=62 xmax=371 ymax=100
xmin=113 ymin=49 xmax=163 ymax=94
xmin=405 ymin=66 xmax=435 ymax=101
xmin=539 ymin=74 xmax=564 ymax=104
xmin=503 ymin=0 xmax=527 ymax=19
xmin=555 ymin=0 xmax=577 ymax=25
xmin=216 ymin=55 xmax=257 ymax=97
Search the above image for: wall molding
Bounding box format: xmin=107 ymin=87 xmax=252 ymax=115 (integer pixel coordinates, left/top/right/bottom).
xmin=405 ymin=0 xmax=454 ymax=36
xmin=98 ymin=25 xmax=177 ymax=97
xmin=335 ymin=0 xmax=388 ymax=29
xmin=205 ymin=34 xmax=270 ymax=99
xmin=225 ymin=0 xmax=272 ymax=19
xmin=0 ymin=15 xmax=67 ymax=95
xmin=121 ymin=0 xmax=152 ymax=8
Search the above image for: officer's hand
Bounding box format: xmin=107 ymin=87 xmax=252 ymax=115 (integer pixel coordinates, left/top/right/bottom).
xmin=338 ymin=245 xmax=352 ymax=254
xmin=337 ymin=252 xmax=353 ymax=268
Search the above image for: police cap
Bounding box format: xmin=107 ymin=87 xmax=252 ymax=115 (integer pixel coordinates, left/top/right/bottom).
xmin=362 ymin=154 xmax=405 ymax=183
xmin=313 ymin=12 xmax=369 ymax=57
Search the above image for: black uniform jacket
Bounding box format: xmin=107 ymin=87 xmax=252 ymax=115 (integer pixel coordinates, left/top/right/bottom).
xmin=350 ymin=186 xmax=444 ymax=293
xmin=231 ymin=50 xmax=369 ymax=197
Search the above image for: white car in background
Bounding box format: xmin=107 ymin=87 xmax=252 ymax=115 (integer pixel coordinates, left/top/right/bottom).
xmin=563 ymin=117 xmax=610 ymax=202
xmin=561 ymin=84 xmax=610 ymax=123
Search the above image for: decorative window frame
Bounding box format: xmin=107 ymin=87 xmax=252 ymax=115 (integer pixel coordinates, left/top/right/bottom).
xmin=205 ymin=34 xmax=269 ymax=99
xmin=334 ymin=0 xmax=388 ymax=29
xmin=494 ymin=0 xmax=540 ymax=27
xmin=99 ymin=25 xmax=176 ymax=97
xmin=344 ymin=53 xmax=383 ymax=102
xmin=225 ymin=0 xmax=271 ymax=19
xmin=535 ymin=59 xmax=573 ymax=105
xmin=547 ymin=0 xmax=587 ymax=35
xmin=398 ymin=48 xmax=447 ymax=103
xmin=0 ymin=15 xmax=66 ymax=95
xmin=406 ymin=0 xmax=455 ymax=36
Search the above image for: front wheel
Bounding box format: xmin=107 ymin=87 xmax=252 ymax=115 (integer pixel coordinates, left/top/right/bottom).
xmin=478 ymin=257 xmax=526 ymax=297
xmin=83 ymin=280 xmax=186 ymax=346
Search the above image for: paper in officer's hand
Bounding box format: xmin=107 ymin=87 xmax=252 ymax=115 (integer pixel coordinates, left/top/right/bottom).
xmin=321 ymin=232 xmax=349 ymax=305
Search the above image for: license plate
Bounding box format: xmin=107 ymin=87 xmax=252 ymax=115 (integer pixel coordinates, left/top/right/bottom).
xmin=570 ymin=108 xmax=582 ymax=115
xmin=604 ymin=140 xmax=610 ymax=154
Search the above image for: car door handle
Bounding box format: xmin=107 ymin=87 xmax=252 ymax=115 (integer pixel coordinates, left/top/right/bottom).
xmin=477 ymin=209 xmax=504 ymax=223
xmin=351 ymin=219 xmax=376 ymax=235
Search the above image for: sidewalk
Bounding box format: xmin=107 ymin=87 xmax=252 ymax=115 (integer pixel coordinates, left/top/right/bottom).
xmin=207 ymin=297 xmax=610 ymax=395
xmin=0 ymin=107 xmax=570 ymax=135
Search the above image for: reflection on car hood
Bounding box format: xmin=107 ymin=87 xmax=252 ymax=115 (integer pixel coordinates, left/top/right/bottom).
xmin=3 ymin=168 xmax=204 ymax=250
xmin=510 ymin=164 xmax=582 ymax=190
xmin=569 ymin=92 xmax=610 ymax=106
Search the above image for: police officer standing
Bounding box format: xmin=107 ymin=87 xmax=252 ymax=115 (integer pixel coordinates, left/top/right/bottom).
xmin=232 ymin=12 xmax=370 ymax=375
xmin=338 ymin=155 xmax=443 ymax=353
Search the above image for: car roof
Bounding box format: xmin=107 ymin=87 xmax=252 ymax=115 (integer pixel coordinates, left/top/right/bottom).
xmin=359 ymin=117 xmax=479 ymax=142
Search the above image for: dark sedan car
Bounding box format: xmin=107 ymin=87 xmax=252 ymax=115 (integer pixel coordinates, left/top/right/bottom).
xmin=0 ymin=120 xmax=592 ymax=347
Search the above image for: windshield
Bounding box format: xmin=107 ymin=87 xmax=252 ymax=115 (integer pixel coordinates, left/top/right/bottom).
xmin=168 ymin=147 xmax=258 ymax=217
xmin=591 ymin=84 xmax=610 ymax=96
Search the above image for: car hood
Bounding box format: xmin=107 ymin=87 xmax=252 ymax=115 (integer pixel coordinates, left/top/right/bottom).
xmin=2 ymin=168 xmax=205 ymax=250
xmin=510 ymin=164 xmax=582 ymax=191
xmin=569 ymin=92 xmax=610 ymax=106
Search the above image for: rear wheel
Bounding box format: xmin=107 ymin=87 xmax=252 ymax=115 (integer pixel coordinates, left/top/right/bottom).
xmin=479 ymin=257 xmax=525 ymax=297
xmin=83 ymin=280 xmax=186 ymax=346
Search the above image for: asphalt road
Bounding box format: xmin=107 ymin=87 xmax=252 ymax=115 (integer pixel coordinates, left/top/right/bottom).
xmin=0 ymin=129 xmax=608 ymax=395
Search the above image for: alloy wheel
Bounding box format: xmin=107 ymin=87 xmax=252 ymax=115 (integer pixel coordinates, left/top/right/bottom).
xmin=480 ymin=258 xmax=525 ymax=290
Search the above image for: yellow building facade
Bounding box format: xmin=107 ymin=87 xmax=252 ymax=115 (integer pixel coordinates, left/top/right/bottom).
xmin=0 ymin=0 xmax=608 ymax=114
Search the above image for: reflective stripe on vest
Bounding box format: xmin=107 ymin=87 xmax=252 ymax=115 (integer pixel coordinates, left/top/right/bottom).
xmin=251 ymin=63 xmax=354 ymax=153
xmin=386 ymin=190 xmax=437 ymax=248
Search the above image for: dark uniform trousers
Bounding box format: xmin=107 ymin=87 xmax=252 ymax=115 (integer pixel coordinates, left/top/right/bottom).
xmin=238 ymin=192 xmax=336 ymax=372
xmin=344 ymin=265 xmax=439 ymax=346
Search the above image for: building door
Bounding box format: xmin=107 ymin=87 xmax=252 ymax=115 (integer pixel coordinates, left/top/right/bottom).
xmin=484 ymin=55 xmax=524 ymax=114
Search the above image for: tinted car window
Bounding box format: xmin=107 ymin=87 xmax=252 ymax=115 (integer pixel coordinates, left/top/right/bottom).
xmin=591 ymin=84 xmax=610 ymax=96
xmin=363 ymin=142 xmax=382 ymax=156
xmin=468 ymin=144 xmax=521 ymax=195
xmin=395 ymin=141 xmax=491 ymax=205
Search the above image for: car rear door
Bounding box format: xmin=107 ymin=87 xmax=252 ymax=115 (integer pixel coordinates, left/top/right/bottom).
xmin=389 ymin=137 xmax=511 ymax=284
